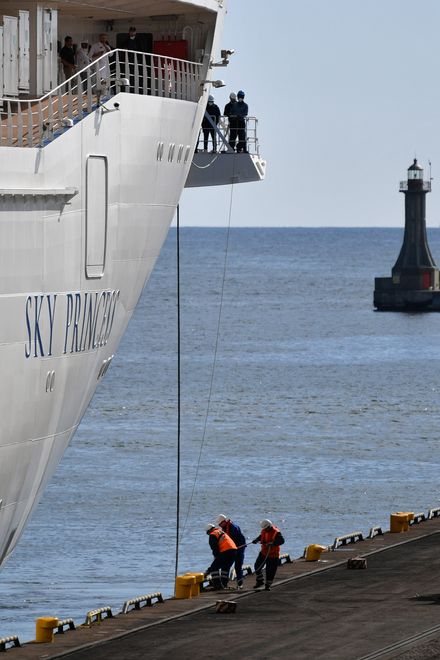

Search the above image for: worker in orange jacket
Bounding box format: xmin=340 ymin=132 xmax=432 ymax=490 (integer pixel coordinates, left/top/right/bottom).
xmin=252 ymin=519 xmax=285 ymax=591
xmin=216 ymin=514 xmax=246 ymax=589
xmin=205 ymin=523 xmax=237 ymax=589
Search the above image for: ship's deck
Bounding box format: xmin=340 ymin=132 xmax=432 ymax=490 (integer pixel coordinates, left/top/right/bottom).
xmin=9 ymin=514 xmax=440 ymax=659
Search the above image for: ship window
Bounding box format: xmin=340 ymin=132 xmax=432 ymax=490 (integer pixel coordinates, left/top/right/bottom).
xmin=86 ymin=155 xmax=108 ymax=279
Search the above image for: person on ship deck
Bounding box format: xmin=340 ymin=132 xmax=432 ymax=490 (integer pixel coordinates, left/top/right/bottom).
xmin=201 ymin=95 xmax=221 ymax=152
xmin=121 ymin=27 xmax=147 ymax=93
xmin=89 ymin=33 xmax=112 ymax=81
xmin=60 ymin=36 xmax=76 ymax=80
xmin=229 ymin=90 xmax=249 ymax=153
xmin=224 ymin=92 xmax=237 ymax=144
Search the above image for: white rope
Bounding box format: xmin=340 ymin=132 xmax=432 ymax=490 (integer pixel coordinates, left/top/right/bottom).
xmin=179 ymin=163 xmax=236 ymax=541
xmin=191 ymin=151 xmax=222 ymax=169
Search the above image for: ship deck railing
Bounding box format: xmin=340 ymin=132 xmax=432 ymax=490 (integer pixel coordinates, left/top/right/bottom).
xmin=0 ymin=49 xmax=204 ymax=148
xmin=196 ymin=115 xmax=261 ymax=157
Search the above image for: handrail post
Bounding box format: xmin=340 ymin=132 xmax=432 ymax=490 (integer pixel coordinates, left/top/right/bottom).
xmin=7 ymin=102 xmax=12 ymax=146
xmin=158 ymin=55 xmax=164 ymax=98
xmin=27 ymin=103 xmax=33 ymax=146
xmin=170 ymin=61 xmax=176 ymax=98
xmin=143 ymin=53 xmax=148 ymax=95
xmin=75 ymin=71 xmax=83 ymax=120
xmin=17 ymin=106 xmax=23 ymax=146
xmin=124 ymin=50 xmax=130 ymax=92
xmin=134 ymin=51 xmax=139 ymax=94
xmin=86 ymin=69 xmax=92 ymax=112
xmin=115 ymin=50 xmax=121 ymax=94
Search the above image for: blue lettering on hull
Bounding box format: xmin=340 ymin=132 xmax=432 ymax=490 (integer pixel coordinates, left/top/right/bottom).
xmin=25 ymin=289 xmax=120 ymax=358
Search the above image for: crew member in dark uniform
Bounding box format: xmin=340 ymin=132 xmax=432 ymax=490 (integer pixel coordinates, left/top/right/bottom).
xmin=235 ymin=90 xmax=249 ymax=153
xmin=252 ymin=519 xmax=285 ymax=591
xmin=216 ymin=514 xmax=246 ymax=589
xmin=224 ymin=92 xmax=237 ymax=147
xmin=205 ymin=523 xmax=237 ymax=589
xmin=201 ymin=95 xmax=221 ymax=152
xmin=60 ymin=36 xmax=76 ymax=80
xmin=121 ymin=27 xmax=146 ymax=93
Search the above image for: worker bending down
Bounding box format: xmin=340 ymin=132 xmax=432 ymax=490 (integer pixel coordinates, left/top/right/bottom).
xmin=216 ymin=514 xmax=246 ymax=589
xmin=252 ymin=519 xmax=285 ymax=591
xmin=205 ymin=523 xmax=237 ymax=589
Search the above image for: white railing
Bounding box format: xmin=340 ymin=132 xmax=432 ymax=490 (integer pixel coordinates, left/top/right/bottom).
xmin=196 ymin=115 xmax=260 ymax=156
xmin=399 ymin=180 xmax=431 ymax=192
xmin=0 ymin=49 xmax=203 ymax=148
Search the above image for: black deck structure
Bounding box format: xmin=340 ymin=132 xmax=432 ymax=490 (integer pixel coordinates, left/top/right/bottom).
xmin=374 ymin=159 xmax=440 ymax=310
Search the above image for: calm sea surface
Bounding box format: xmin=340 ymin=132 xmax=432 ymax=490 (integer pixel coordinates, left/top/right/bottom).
xmin=2 ymin=227 xmax=440 ymax=641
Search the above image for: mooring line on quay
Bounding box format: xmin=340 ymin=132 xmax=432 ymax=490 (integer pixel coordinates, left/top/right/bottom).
xmin=45 ymin=528 xmax=440 ymax=660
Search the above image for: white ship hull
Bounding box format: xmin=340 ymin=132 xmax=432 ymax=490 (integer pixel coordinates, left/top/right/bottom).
xmin=0 ymin=0 xmax=227 ymax=566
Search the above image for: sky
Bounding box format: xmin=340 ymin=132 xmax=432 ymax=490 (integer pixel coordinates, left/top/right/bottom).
xmin=182 ymin=0 xmax=440 ymax=226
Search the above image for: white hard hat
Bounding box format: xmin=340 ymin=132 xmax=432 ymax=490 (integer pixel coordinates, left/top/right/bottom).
xmin=215 ymin=514 xmax=227 ymax=525
xmin=208 ymin=95 xmax=214 ymax=102
xmin=229 ymin=92 xmax=237 ymax=100
xmin=205 ymin=523 xmax=216 ymax=532
xmin=260 ymin=519 xmax=272 ymax=529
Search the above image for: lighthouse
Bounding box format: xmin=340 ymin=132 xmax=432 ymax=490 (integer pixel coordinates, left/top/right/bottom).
xmin=374 ymin=159 xmax=440 ymax=310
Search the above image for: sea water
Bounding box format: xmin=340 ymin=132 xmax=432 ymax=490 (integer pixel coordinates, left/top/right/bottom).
xmin=2 ymin=227 xmax=440 ymax=641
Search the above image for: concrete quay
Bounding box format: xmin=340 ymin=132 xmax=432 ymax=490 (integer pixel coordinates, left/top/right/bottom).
xmin=8 ymin=514 xmax=440 ymax=659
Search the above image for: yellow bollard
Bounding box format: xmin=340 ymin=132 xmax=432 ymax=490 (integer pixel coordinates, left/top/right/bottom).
xmin=390 ymin=512 xmax=413 ymax=533
xmin=390 ymin=513 xmax=406 ymax=532
xmin=175 ymin=575 xmax=196 ymax=599
xmin=184 ymin=572 xmax=205 ymax=597
xmin=35 ymin=616 xmax=58 ymax=643
xmin=305 ymin=544 xmax=327 ymax=561
xmin=402 ymin=512 xmax=414 ymax=531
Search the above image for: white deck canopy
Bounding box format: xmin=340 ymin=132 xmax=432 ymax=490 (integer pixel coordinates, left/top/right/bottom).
xmin=0 ymin=0 xmax=221 ymax=19
xmin=0 ymin=0 xmax=220 ymax=97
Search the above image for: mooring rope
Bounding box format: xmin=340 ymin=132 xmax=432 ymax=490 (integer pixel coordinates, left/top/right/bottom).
xmin=174 ymin=203 xmax=181 ymax=582
xmin=179 ymin=164 xmax=237 ymax=543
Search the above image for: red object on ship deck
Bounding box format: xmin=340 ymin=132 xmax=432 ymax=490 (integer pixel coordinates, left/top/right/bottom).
xmin=153 ymin=40 xmax=188 ymax=60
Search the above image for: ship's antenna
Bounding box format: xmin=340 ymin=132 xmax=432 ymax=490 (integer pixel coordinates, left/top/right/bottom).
xmin=174 ymin=203 xmax=182 ymax=583
xmin=429 ymin=159 xmax=432 ymax=181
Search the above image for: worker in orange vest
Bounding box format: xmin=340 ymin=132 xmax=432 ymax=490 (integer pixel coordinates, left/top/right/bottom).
xmin=216 ymin=514 xmax=246 ymax=589
xmin=205 ymin=524 xmax=237 ymax=589
xmin=252 ymin=519 xmax=285 ymax=591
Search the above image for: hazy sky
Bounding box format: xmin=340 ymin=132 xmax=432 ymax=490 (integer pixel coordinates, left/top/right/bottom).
xmin=182 ymin=0 xmax=440 ymax=226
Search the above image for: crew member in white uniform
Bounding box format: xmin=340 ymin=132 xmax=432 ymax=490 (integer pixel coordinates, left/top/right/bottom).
xmin=89 ymin=34 xmax=111 ymax=81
